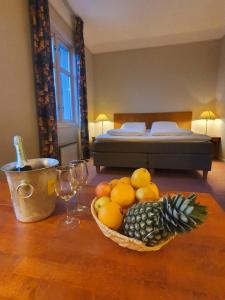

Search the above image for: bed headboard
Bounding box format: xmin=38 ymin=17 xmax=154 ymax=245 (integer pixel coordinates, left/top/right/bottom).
xmin=114 ymin=111 xmax=192 ymax=129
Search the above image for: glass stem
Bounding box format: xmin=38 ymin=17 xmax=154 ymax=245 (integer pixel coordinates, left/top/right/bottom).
xmin=66 ymin=202 xmax=70 ymax=223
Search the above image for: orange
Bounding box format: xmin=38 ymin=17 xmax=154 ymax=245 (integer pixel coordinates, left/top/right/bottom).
xmin=109 ymin=179 xmax=120 ymax=189
xmin=131 ymin=168 xmax=151 ymax=189
xmin=98 ymin=202 xmax=123 ymax=230
xmin=119 ymin=177 xmax=131 ymax=185
xmin=95 ymin=182 xmax=111 ymax=197
xmin=136 ymin=187 xmax=155 ymax=202
xmin=136 ymin=182 xmax=159 ymax=202
xmin=111 ymin=183 xmax=135 ymax=208
xmin=148 ymin=182 xmax=160 ymax=199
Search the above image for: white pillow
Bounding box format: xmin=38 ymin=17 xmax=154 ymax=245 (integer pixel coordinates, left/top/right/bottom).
xmin=151 ymin=121 xmax=178 ymax=130
xmin=151 ymin=122 xmax=192 ymax=136
xmin=121 ymin=122 xmax=146 ymax=130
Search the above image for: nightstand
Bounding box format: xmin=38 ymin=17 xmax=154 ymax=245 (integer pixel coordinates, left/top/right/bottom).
xmin=90 ymin=137 xmax=96 ymax=156
xmin=210 ymin=137 xmax=221 ymax=159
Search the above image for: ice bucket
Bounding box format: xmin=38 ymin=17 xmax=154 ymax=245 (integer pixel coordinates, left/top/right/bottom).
xmin=1 ymin=158 xmax=59 ymax=222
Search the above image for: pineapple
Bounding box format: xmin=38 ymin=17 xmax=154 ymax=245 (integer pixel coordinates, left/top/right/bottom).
xmin=123 ymin=193 xmax=207 ymax=247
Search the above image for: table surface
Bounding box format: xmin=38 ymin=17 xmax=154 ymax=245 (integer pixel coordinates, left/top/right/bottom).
xmin=0 ymin=181 xmax=225 ymax=300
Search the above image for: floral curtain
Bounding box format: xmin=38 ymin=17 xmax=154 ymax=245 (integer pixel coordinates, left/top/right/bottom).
xmin=74 ymin=16 xmax=90 ymax=159
xmin=29 ymin=0 xmax=59 ymax=159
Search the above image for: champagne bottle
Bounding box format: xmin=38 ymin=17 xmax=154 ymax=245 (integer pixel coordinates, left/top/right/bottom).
xmin=13 ymin=136 xmax=32 ymax=171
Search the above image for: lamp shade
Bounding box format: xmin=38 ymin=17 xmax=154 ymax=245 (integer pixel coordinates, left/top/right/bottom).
xmin=95 ymin=114 xmax=109 ymax=122
xmin=199 ymin=110 xmax=216 ymax=120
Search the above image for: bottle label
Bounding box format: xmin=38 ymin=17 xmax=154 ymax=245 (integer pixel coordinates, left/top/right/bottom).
xmin=48 ymin=178 xmax=56 ymax=195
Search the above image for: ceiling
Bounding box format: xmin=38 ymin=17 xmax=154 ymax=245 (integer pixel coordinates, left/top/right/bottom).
xmin=67 ymin=0 xmax=225 ymax=54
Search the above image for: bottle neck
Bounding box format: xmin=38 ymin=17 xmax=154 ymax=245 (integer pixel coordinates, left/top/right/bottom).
xmin=14 ymin=140 xmax=27 ymax=168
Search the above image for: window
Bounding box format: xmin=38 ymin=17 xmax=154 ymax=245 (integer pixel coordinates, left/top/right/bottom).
xmin=51 ymin=34 xmax=78 ymax=124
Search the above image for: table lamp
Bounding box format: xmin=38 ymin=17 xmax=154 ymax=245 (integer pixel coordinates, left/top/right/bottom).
xmin=95 ymin=114 xmax=109 ymax=134
xmin=199 ymin=110 xmax=216 ymax=134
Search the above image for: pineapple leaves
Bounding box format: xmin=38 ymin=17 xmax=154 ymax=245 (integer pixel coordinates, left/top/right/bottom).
xmin=191 ymin=202 xmax=208 ymax=223
xmin=123 ymin=193 xmax=207 ymax=247
xmin=161 ymin=193 xmax=207 ymax=235
xmin=184 ymin=206 xmax=194 ymax=216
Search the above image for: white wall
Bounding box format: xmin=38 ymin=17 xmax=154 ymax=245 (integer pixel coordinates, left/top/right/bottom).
xmin=0 ymin=0 xmax=39 ymax=173
xmin=49 ymin=0 xmax=73 ymax=29
xmin=216 ymin=35 xmax=225 ymax=160
xmin=94 ymin=40 xmax=221 ymax=136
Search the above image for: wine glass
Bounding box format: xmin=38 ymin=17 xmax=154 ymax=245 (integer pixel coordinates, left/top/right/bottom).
xmin=55 ymin=165 xmax=80 ymax=228
xmin=70 ymin=159 xmax=89 ymax=212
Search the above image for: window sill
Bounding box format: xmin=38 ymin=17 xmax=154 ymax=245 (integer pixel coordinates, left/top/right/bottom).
xmin=57 ymin=122 xmax=77 ymax=128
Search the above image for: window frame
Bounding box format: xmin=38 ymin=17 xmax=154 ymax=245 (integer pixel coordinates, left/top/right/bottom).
xmin=51 ymin=30 xmax=78 ymax=126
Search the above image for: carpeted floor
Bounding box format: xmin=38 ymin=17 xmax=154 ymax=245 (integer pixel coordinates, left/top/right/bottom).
xmin=88 ymin=159 xmax=225 ymax=211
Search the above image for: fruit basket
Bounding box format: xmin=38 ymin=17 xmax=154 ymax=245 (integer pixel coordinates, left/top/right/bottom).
xmin=91 ymin=198 xmax=174 ymax=251
xmin=91 ymin=168 xmax=207 ymax=252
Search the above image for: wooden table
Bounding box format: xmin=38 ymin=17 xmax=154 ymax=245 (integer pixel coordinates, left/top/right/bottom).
xmin=0 ymin=181 xmax=225 ymax=300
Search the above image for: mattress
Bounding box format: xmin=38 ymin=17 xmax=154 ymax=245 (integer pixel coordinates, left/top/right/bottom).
xmin=96 ymin=130 xmax=210 ymax=143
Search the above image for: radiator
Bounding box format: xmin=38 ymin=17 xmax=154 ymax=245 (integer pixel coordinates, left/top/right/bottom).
xmin=60 ymin=143 xmax=78 ymax=165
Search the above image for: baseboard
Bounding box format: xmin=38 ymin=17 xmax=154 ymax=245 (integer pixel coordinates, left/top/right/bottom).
xmin=218 ymin=156 xmax=225 ymax=162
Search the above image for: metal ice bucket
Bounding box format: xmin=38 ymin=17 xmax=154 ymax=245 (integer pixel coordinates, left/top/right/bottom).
xmin=1 ymin=158 xmax=59 ymax=222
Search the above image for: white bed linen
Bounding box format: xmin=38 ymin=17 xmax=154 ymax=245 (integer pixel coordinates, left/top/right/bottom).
xmin=150 ymin=128 xmax=193 ymax=136
xmin=107 ymin=128 xmax=145 ymax=136
xmin=96 ymin=130 xmax=210 ymax=142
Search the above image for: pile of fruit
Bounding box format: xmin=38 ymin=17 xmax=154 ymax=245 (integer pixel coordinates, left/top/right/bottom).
xmin=94 ymin=168 xmax=207 ymax=247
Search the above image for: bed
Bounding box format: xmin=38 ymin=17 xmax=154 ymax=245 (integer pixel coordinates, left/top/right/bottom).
xmin=92 ymin=112 xmax=213 ymax=179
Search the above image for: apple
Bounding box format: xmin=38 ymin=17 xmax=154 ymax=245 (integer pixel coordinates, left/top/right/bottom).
xmin=95 ymin=181 xmax=111 ymax=197
xmin=94 ymin=196 xmax=111 ymax=213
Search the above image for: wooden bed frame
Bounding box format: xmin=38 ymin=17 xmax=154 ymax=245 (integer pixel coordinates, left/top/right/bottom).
xmin=93 ymin=111 xmax=212 ymax=179
xmin=114 ymin=111 xmax=192 ymax=129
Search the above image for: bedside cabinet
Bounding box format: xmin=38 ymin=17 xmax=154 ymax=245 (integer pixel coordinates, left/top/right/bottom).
xmin=90 ymin=137 xmax=96 ymax=156
xmin=210 ymin=137 xmax=221 ymax=159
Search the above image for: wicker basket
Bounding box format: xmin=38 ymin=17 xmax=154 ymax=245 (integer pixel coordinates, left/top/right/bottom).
xmin=91 ymin=198 xmax=174 ymax=251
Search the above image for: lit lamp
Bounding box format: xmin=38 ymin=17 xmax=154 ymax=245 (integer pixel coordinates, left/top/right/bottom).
xmin=199 ymin=110 xmax=216 ymax=134
xmin=95 ymin=114 xmax=109 ymax=134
